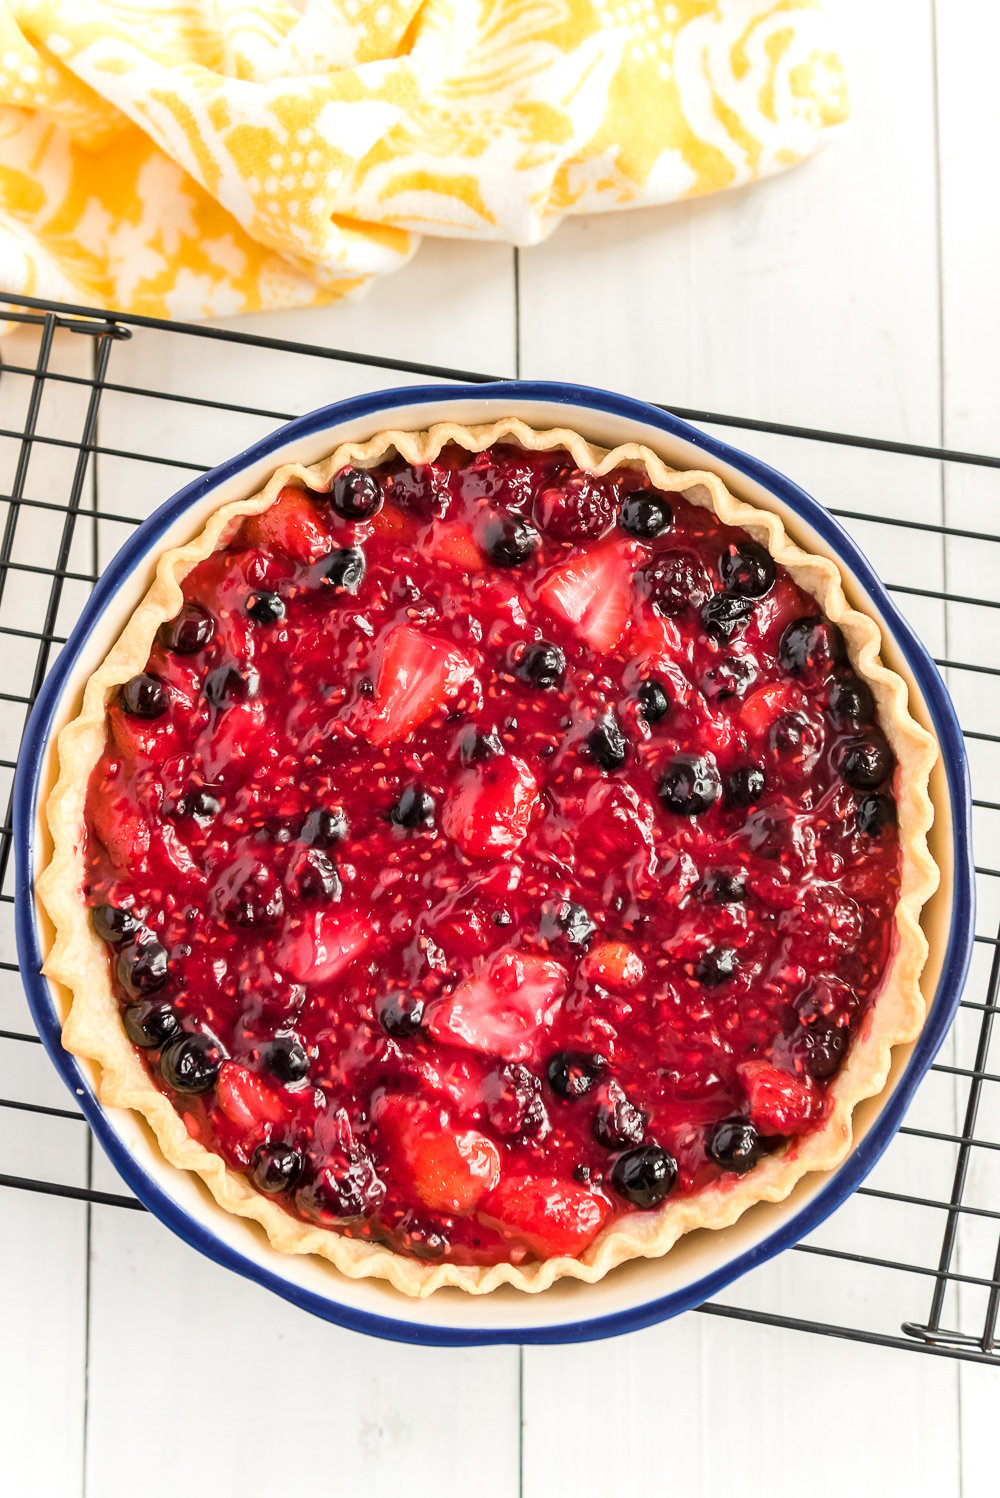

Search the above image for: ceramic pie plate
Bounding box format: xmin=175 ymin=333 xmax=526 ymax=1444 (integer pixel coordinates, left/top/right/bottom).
xmin=14 ymin=382 xmax=975 ymax=1345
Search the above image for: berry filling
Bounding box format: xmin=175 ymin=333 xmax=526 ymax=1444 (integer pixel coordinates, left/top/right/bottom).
xmin=82 ymin=441 xmax=900 ymax=1268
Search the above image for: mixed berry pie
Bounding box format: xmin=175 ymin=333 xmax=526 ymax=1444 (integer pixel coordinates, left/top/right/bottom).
xmin=38 ymin=418 xmax=939 ymax=1296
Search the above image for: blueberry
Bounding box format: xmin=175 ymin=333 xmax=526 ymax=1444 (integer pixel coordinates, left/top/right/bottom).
xmin=778 ymin=616 xmax=845 ymax=681
xmin=404 ymin=1225 xmax=450 ymax=1262
xmin=695 ymin=946 xmax=738 ymax=986
xmin=391 ymin=785 xmax=435 ymax=828
xmin=619 ymin=494 xmax=672 ymax=539
xmin=178 ymin=787 xmax=221 ymax=821
xmin=532 ymin=471 xmax=617 ymax=540
xmin=294 ymin=850 xmax=342 ymax=903
xmin=701 ymin=869 xmax=747 ymax=904
xmin=639 ymin=552 xmax=712 ymax=617
xmin=701 ymin=656 xmax=758 ymax=703
xmin=120 ymin=673 xmax=167 ymax=719
xmin=856 ymin=792 xmax=897 ymax=836
xmin=769 ymin=711 xmax=823 ymax=773
xmin=593 ymin=1084 xmax=646 ymax=1149
xmin=482 ymin=513 xmax=538 ymax=567
xmin=246 ymin=590 xmax=285 ymax=624
xmin=585 ymin=715 xmax=628 ymax=772
xmin=540 ymin=899 xmax=596 ymax=948
xmin=725 ymin=766 xmax=766 ymax=807
xmin=116 ymin=939 xmax=169 ymax=997
xmin=227 ymin=868 xmax=284 ymax=922
xmin=92 ymin=904 xmax=139 ymax=947
xmin=157 ymin=602 xmax=215 ymax=654
xmin=392 ymin=575 xmax=423 ymax=606
xmin=483 ymin=1063 xmax=547 ymax=1139
xmin=658 ymin=754 xmax=722 ymax=815
xmin=838 ymin=734 xmax=894 ymax=789
xmin=719 ymin=541 xmax=775 ymax=599
xmin=322 ymin=547 xmax=366 ymax=591
xmin=300 ymin=808 xmax=348 ymax=848
xmin=707 ymin=1118 xmax=763 ymax=1174
xmin=794 ymin=976 xmax=854 ymax=1028
xmin=159 ymin=1033 xmax=222 ymax=1094
xmin=122 ymin=1000 xmax=180 ymax=1050
xmin=331 ymin=467 xmax=382 ymax=520
xmin=793 ymin=1022 xmax=850 ymax=1081
xmin=240 ymin=890 xmax=286 ymax=928
xmin=204 ymin=664 xmax=258 ymax=708
xmin=265 ymin=1034 xmax=310 ymax=1083
xmin=546 ymin=1051 xmax=605 ymax=1099
xmin=701 ymin=592 xmax=754 ymax=642
xmin=827 ymin=672 xmax=875 ymax=729
xmin=251 ymin=1142 xmax=304 ymax=1195
xmin=296 ymin=1155 xmax=386 ymax=1222
xmin=375 ymin=990 xmax=425 ymax=1039
xmin=637 ymin=678 xmax=670 ymax=723
xmin=512 ymin=640 xmax=566 ymax=690
xmin=610 ymin=1145 xmax=678 ymax=1207
xmin=458 ymin=725 xmax=504 ymax=763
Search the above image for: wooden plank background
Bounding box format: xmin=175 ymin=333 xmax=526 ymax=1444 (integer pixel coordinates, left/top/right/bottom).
xmin=0 ymin=3 xmax=996 ymax=1493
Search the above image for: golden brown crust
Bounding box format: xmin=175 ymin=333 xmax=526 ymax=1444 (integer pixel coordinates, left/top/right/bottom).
xmin=36 ymin=419 xmax=940 ymax=1297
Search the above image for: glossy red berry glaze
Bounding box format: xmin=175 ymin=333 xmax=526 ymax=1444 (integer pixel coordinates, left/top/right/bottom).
xmin=83 ymin=442 xmax=900 ymax=1267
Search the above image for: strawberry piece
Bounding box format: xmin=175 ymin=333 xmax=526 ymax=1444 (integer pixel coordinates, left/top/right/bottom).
xmin=482 ymin=1175 xmax=608 ymax=1259
xmin=442 ymin=755 xmax=539 ymax=859
xmin=427 ymin=520 xmax=486 ymax=572
xmin=739 ymin=682 xmax=803 ymax=739
xmin=201 ymin=700 xmax=279 ymax=780
xmin=632 ymin=613 xmax=685 ymax=670
xmin=108 ymin=703 xmax=176 ymax=762
xmin=185 ymin=549 xmax=269 ymax=618
xmin=368 ymin=625 xmax=475 ymax=746
xmin=371 ymin=505 xmax=418 ymax=542
xmin=240 ymin=486 xmax=330 ymax=564
xmin=408 ymin=1053 xmax=491 ymax=1117
xmin=145 ymin=650 xmax=204 ymax=712
xmin=583 ymin=940 xmax=645 ymax=990
xmin=212 ymin=607 xmax=253 ymax=664
xmin=737 ymin=1059 xmax=819 ymax=1136
xmin=380 ymin=1098 xmax=500 ymax=1214
xmin=285 ymin=910 xmax=372 ymax=983
xmin=216 ymin=1062 xmax=289 ymax=1131
xmin=582 ymin=781 xmax=656 ymax=864
xmin=89 ymin=785 xmax=150 ymax=870
xmin=428 ymin=948 xmax=565 ymax=1063
xmin=537 ymin=539 xmax=641 ymax=651
xmin=752 ymin=576 xmax=804 ymax=647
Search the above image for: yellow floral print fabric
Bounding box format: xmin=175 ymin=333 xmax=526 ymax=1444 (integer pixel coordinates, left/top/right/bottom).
xmin=0 ymin=0 xmax=848 ymax=320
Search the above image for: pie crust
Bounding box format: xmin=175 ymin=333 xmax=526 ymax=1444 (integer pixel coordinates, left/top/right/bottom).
xmin=36 ymin=419 xmax=940 ymax=1297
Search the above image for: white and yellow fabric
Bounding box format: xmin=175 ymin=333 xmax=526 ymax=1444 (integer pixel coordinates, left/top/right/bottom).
xmin=0 ymin=0 xmax=848 ymax=320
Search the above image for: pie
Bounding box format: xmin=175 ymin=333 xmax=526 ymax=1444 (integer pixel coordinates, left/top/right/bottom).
xmin=37 ymin=419 xmax=940 ymax=1297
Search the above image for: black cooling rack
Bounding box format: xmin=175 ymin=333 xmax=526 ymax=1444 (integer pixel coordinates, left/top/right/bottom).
xmin=1 ymin=291 xmax=998 ymax=1365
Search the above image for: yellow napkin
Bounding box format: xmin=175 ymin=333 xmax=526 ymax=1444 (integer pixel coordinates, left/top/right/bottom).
xmin=0 ymin=1 xmax=848 ymax=320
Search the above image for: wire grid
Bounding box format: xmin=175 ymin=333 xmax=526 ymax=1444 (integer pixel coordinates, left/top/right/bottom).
xmin=1 ymin=293 xmax=998 ymax=1365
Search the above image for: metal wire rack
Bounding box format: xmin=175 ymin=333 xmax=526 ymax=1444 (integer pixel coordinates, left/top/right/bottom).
xmin=1 ymin=291 xmax=998 ymax=1364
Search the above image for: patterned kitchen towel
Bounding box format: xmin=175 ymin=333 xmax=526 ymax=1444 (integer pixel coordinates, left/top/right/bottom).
xmin=0 ymin=0 xmax=848 ymax=321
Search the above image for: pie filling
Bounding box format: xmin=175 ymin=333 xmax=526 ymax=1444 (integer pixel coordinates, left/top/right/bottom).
xmin=82 ymin=441 xmax=900 ymax=1267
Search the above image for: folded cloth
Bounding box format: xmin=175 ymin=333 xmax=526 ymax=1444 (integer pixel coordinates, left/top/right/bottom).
xmin=0 ymin=0 xmax=848 ymax=320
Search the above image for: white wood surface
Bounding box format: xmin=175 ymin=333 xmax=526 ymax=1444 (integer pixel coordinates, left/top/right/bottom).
xmin=1 ymin=2 xmax=997 ymax=1494
xmin=0 ymin=328 xmax=94 ymax=1498
xmin=934 ymin=2 xmax=1000 ymax=1485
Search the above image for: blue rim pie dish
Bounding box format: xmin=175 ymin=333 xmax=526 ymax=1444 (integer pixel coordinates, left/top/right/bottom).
xmin=13 ymin=382 xmax=974 ymax=1344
